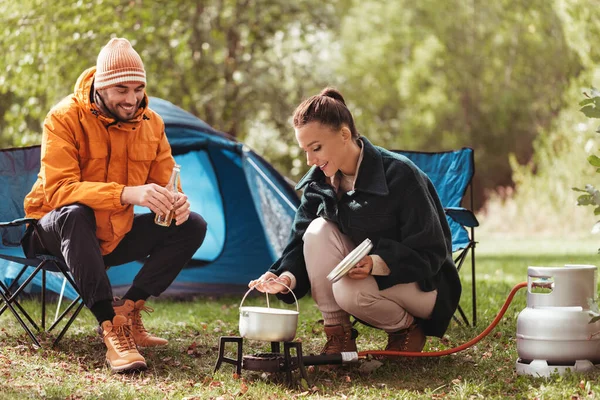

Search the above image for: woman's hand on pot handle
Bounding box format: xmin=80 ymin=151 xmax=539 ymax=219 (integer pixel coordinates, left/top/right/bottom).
xmin=249 ymin=271 xmax=291 ymax=294
xmin=348 ymin=255 xmax=373 ymax=280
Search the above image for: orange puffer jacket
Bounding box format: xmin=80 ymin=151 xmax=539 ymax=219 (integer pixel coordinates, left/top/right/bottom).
xmin=24 ymin=67 xmax=176 ymax=255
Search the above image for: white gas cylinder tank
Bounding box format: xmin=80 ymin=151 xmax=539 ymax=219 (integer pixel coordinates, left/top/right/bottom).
xmin=516 ymin=264 xmax=600 ymax=368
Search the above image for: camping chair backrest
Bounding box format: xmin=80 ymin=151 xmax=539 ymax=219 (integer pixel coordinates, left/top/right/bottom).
xmin=0 ymin=146 xmax=40 ymax=246
xmin=394 ymin=147 xmax=475 ymax=252
xmin=394 ymin=147 xmax=478 ymax=326
xmin=0 ymin=145 xmax=85 ymax=347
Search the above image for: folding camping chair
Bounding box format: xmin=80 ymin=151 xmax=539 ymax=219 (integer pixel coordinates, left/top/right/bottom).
xmin=395 ymin=148 xmax=479 ymax=326
xmin=0 ymin=146 xmax=85 ymax=347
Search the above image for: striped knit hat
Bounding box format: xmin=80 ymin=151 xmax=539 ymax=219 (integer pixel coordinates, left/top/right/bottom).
xmin=94 ymin=38 xmax=146 ymax=90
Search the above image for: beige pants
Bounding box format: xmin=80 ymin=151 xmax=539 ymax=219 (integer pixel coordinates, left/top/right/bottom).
xmin=303 ymin=217 xmax=437 ymax=333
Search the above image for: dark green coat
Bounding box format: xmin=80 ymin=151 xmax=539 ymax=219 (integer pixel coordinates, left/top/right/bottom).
xmin=271 ymin=137 xmax=461 ymax=337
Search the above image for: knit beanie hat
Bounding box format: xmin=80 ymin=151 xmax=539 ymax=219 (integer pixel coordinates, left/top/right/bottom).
xmin=94 ymin=38 xmax=146 ymax=90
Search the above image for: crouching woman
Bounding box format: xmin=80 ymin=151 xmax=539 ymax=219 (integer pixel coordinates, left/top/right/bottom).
xmin=249 ymin=87 xmax=461 ymax=355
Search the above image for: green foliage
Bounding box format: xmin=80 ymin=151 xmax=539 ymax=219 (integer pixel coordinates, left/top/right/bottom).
xmin=478 ymin=84 xmax=599 ymax=238
xmin=579 ymin=94 xmax=600 ymax=122
xmin=475 ymin=1 xmax=600 ymax=238
xmin=573 ymin=87 xmax=600 ymax=237
xmin=333 ymin=0 xmax=583 ymax=202
xmin=4 ymin=0 xmax=600 ymax=203
xmin=0 ymin=0 xmax=348 ymax=148
xmin=579 ymin=87 xmax=600 ymax=137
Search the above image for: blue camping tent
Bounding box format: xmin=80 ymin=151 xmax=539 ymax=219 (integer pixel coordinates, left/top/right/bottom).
xmin=0 ymin=97 xmax=300 ymax=298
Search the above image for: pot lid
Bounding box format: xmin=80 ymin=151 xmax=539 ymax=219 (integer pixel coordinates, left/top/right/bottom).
xmin=327 ymin=238 xmax=373 ymax=283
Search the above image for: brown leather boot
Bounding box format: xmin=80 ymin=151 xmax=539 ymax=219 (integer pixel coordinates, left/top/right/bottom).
xmin=113 ymin=298 xmax=168 ymax=347
xmin=102 ymin=315 xmax=147 ymax=372
xmin=385 ymin=323 xmax=426 ymax=353
xmin=321 ymin=324 xmax=358 ymax=355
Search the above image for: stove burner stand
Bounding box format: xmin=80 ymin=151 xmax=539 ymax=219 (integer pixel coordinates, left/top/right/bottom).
xmin=214 ymin=336 xmax=310 ymax=385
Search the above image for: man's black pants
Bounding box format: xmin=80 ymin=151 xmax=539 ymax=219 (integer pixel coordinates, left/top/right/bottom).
xmin=22 ymin=204 xmax=207 ymax=308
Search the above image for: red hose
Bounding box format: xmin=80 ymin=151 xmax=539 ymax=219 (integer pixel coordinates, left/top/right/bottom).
xmin=358 ymin=281 xmax=528 ymax=358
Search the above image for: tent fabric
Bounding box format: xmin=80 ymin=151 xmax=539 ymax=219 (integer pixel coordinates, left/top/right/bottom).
xmin=242 ymin=151 xmax=297 ymax=259
xmin=0 ymin=98 xmax=300 ymax=298
xmin=1 ymin=99 xmax=475 ymax=299
xmin=108 ymin=98 xmax=302 ymax=296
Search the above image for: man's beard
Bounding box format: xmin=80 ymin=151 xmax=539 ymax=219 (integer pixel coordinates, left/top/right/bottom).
xmin=94 ymin=91 xmax=138 ymax=122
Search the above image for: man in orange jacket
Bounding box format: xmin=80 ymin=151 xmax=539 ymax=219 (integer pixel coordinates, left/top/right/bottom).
xmin=22 ymin=38 xmax=207 ymax=372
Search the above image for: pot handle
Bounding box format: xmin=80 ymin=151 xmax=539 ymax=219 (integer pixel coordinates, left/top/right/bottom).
xmin=239 ymin=278 xmax=299 ymax=313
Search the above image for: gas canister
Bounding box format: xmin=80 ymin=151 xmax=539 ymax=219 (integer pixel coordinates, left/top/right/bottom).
xmin=516 ymin=264 xmax=600 ymax=375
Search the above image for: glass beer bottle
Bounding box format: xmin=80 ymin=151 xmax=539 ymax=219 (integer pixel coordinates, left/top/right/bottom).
xmin=154 ymin=164 xmax=181 ymax=227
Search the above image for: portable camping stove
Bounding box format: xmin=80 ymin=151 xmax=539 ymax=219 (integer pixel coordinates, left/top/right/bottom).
xmin=214 ymin=336 xmax=358 ymax=385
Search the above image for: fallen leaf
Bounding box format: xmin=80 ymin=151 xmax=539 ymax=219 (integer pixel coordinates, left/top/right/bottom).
xmin=300 ymin=378 xmax=309 ymax=390
xmin=358 ymin=359 xmax=383 ymax=374
xmin=187 ymin=341 xmax=197 ymax=352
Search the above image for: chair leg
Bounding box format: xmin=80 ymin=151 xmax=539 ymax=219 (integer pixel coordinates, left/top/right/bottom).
xmin=41 ymin=269 xmax=46 ymax=331
xmin=52 ymin=300 xmax=85 ymax=347
xmin=0 ymin=264 xmax=30 ymax=305
xmin=471 ymin=244 xmax=477 ymax=326
xmin=0 ymin=265 xmax=32 ymax=318
xmin=453 ymin=242 xmax=477 ymax=327
xmin=0 ymin=280 xmax=40 ymax=331
xmin=452 ymin=314 xmax=462 ymax=326
xmin=44 ymin=262 xmax=85 ymax=345
xmin=0 ymin=282 xmax=41 ymax=347
xmin=456 ymin=304 xmax=470 ymax=327
xmin=454 ymin=244 xmax=470 ymax=271
xmin=0 ymin=257 xmax=85 ymax=347
xmin=47 ymin=295 xmax=82 ymax=332
xmin=0 ymin=265 xmax=44 ymax=332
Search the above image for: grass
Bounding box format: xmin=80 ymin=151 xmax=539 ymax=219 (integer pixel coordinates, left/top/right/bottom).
xmin=1 ymin=236 xmax=600 ymax=399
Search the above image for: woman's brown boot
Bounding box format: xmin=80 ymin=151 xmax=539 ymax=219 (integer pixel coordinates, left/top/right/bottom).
xmin=321 ymin=324 xmax=358 ymax=355
xmin=385 ymin=323 xmax=426 ymax=353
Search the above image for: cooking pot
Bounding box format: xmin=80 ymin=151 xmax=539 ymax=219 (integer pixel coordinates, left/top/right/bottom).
xmin=239 ymin=280 xmax=299 ymax=342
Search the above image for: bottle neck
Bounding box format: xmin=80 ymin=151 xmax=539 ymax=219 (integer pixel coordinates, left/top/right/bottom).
xmin=168 ymin=166 xmax=181 ymax=190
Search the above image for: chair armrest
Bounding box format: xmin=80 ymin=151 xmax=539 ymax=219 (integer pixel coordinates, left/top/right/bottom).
xmin=444 ymin=207 xmax=479 ymax=227
xmin=0 ymin=217 xmax=37 ymax=228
